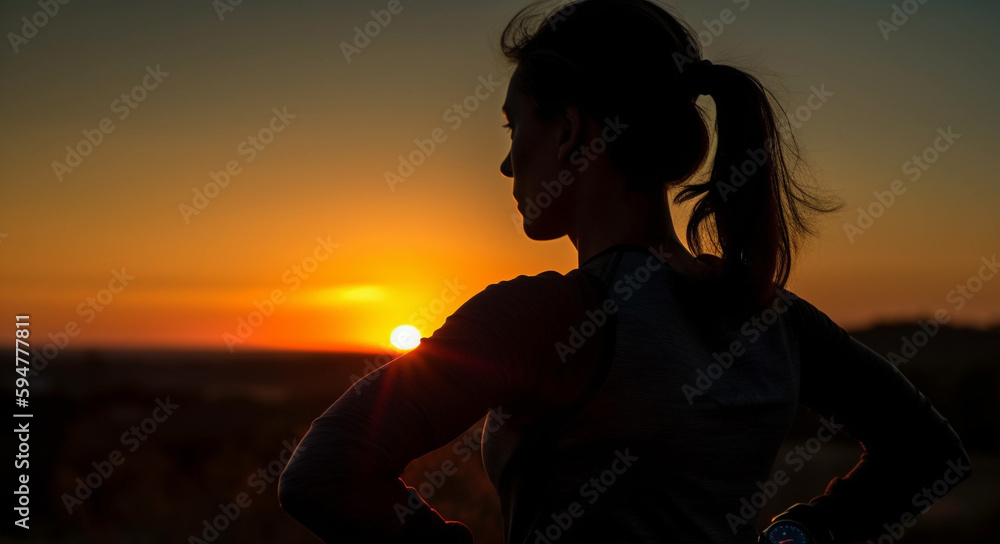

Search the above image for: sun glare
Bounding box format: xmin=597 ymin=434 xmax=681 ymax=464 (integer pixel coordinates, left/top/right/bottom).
xmin=390 ymin=324 xmax=422 ymax=350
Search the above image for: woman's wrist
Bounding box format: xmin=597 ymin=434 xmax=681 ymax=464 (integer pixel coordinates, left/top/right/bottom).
xmin=397 ymin=487 xmax=474 ymax=544
xmin=760 ymin=503 xmax=836 ymax=544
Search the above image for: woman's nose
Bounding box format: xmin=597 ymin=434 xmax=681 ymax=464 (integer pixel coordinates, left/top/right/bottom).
xmin=500 ymin=152 xmax=512 ymax=178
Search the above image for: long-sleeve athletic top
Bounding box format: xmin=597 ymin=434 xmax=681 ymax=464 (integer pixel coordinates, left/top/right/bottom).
xmin=277 ymin=243 xmax=971 ymax=544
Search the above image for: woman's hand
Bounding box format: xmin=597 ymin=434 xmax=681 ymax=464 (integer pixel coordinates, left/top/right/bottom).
xmin=440 ymin=521 xmax=475 ymax=544
xmin=399 ymin=511 xmax=474 ymax=544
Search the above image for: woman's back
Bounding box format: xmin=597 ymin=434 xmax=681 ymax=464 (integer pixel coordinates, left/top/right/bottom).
xmin=484 ymin=243 xmax=800 ymax=543
xmin=477 ymin=243 xmax=969 ymax=544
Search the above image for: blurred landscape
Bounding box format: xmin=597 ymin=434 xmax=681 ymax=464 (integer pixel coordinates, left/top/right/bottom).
xmin=5 ymin=321 xmax=998 ymax=544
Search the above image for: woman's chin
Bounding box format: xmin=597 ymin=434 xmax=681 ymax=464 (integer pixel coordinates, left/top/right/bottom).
xmin=522 ymin=221 xmax=563 ymax=241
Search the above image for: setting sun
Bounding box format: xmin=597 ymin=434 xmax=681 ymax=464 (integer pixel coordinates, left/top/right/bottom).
xmin=390 ymin=325 xmax=422 ymax=350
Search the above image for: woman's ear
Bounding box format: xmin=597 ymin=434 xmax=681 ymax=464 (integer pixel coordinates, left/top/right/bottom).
xmin=556 ymin=104 xmax=585 ymax=163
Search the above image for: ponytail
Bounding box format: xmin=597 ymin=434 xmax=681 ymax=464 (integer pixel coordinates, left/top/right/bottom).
xmin=674 ymin=62 xmax=842 ymax=309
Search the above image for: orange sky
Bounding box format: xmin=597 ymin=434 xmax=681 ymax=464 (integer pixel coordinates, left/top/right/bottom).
xmin=1 ymin=0 xmax=998 ymax=354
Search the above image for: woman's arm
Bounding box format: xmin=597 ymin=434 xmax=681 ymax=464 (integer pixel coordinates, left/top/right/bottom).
xmin=277 ymin=271 xmax=585 ymax=543
xmin=786 ymin=293 xmax=972 ymax=543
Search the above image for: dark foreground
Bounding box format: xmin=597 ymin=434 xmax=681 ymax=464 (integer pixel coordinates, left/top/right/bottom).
xmin=7 ymin=322 xmax=999 ymax=543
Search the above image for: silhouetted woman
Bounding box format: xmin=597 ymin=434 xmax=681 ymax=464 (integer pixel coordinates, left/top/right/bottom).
xmin=277 ymin=1 xmax=971 ymax=542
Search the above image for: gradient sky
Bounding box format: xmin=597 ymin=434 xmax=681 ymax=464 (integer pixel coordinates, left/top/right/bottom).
xmin=1 ymin=0 xmax=998 ymax=353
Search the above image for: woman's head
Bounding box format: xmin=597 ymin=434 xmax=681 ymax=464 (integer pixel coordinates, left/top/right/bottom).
xmin=498 ymin=0 xmax=841 ymax=308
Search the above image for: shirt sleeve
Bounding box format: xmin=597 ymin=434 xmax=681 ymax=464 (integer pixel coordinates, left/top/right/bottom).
xmin=786 ymin=293 xmax=972 ymax=542
xmin=277 ymin=270 xmax=587 ymax=543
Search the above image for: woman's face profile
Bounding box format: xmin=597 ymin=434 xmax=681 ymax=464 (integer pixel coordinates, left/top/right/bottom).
xmin=500 ymin=67 xmax=576 ymax=242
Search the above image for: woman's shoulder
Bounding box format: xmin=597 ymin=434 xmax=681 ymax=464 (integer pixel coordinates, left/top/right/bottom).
xmin=425 ymin=270 xmax=591 ymax=366
xmin=490 ymin=269 xmax=571 ymax=287
xmin=437 ymin=270 xmax=597 ymax=347
xmin=477 ymin=269 xmax=589 ymax=308
xmin=763 ymin=287 xmax=852 ymax=348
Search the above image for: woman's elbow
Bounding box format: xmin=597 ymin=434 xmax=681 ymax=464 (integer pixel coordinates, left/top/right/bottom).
xmin=277 ymin=458 xmax=311 ymax=520
xmin=936 ymin=422 xmax=973 ymax=488
xmin=277 ymin=466 xmax=347 ymax=541
xmin=276 ymin=420 xmax=349 ymax=515
xmin=277 ymin=444 xmax=335 ymax=518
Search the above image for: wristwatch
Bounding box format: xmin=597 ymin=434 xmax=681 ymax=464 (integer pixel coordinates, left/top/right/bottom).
xmin=758 ymin=503 xmax=835 ymax=544
xmin=760 ymin=519 xmax=813 ymax=544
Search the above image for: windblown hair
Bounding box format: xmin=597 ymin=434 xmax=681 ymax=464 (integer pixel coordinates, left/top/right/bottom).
xmin=500 ymin=0 xmax=842 ymax=309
